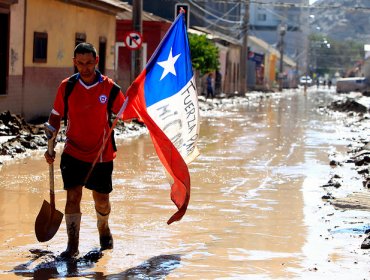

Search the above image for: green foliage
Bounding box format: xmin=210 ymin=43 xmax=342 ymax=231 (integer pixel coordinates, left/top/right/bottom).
xmin=308 ymin=34 xmax=364 ymax=77
xmin=188 ymin=33 xmax=219 ymax=75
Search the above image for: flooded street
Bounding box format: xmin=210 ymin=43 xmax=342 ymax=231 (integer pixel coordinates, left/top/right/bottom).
xmin=0 ymin=88 xmax=369 ymax=279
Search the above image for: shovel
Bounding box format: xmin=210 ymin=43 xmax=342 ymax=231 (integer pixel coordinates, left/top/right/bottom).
xmin=35 ymin=123 xmax=64 ymax=242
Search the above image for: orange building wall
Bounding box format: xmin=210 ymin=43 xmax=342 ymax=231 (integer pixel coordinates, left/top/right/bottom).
xmin=1 ymin=0 xmax=121 ymax=121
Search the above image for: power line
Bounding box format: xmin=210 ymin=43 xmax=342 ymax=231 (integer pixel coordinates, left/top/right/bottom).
xmin=189 ymin=9 xmax=243 ymax=36
xmin=250 ymin=1 xmax=370 ymax=12
xmin=187 ymin=1 xmax=247 ymax=38
xmin=187 ymin=0 xmax=242 ymax=24
xmin=204 ymin=2 xmax=242 ymax=29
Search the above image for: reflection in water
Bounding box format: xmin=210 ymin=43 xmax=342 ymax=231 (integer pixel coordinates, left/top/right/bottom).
xmin=0 ymin=89 xmax=369 ymax=279
xmin=12 ymin=249 xmax=180 ymax=279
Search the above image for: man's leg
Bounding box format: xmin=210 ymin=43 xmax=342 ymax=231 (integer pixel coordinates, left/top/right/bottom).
xmin=61 ymin=186 xmax=83 ymax=258
xmin=93 ymin=191 xmax=113 ymax=250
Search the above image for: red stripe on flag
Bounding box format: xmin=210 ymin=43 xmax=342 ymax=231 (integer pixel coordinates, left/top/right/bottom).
xmin=122 ymin=70 xmax=191 ymax=224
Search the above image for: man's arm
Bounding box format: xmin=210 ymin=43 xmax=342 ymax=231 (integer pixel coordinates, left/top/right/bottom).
xmin=44 ymin=111 xmax=61 ymax=164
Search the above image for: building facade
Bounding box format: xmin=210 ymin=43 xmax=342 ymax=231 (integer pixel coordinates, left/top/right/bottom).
xmin=115 ymin=10 xmax=171 ymax=91
xmin=131 ymin=0 xmax=298 ymax=91
xmin=0 ymin=0 xmax=126 ymax=121
xmin=249 ymin=0 xmax=310 ymax=74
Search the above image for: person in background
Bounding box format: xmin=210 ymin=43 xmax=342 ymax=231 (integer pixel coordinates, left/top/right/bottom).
xmin=44 ymin=42 xmax=126 ymax=258
xmin=206 ymin=73 xmax=214 ymax=99
xmin=328 ymin=79 xmax=332 ymax=90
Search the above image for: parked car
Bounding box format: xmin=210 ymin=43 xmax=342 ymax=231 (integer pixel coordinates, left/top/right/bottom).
xmin=299 ymin=76 xmax=313 ymax=86
xmin=336 ymin=77 xmax=368 ymax=93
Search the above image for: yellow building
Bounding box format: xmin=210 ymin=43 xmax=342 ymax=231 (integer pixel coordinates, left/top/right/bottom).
xmin=0 ymin=0 xmax=127 ymax=121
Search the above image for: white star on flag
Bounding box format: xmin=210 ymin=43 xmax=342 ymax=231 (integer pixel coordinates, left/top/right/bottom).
xmin=157 ymin=47 xmax=181 ymax=80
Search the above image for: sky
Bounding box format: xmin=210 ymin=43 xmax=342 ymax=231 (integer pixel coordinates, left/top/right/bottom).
xmin=310 ymin=0 xmax=318 ymax=3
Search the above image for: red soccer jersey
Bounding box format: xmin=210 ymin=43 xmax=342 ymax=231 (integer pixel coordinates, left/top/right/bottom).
xmin=53 ymin=73 xmax=126 ymax=163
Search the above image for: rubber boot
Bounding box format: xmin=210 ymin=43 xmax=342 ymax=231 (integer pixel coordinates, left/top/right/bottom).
xmin=60 ymin=213 xmax=81 ymax=258
xmin=96 ymin=210 xmax=113 ymax=250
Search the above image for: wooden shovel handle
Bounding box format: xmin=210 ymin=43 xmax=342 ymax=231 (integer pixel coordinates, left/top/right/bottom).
xmin=47 ymin=139 xmax=56 ymax=208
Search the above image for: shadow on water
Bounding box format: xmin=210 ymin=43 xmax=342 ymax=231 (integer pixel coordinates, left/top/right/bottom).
xmin=11 ymin=249 xmax=181 ymax=279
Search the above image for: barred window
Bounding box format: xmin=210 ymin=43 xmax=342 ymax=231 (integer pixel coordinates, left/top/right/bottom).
xmin=33 ymin=32 xmax=48 ymax=63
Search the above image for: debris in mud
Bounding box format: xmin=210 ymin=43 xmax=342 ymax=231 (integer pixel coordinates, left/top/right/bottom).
xmin=0 ymin=110 xmax=147 ymax=162
xmin=320 ymin=177 xmax=342 ymax=189
xmin=330 ymin=192 xmax=370 ymax=211
xmin=329 ymin=159 xmax=341 ymax=166
xmin=0 ymin=95 xmax=262 ymax=162
xmin=324 ymin=94 xmax=370 ymax=193
xmin=322 ymin=93 xmax=370 ymax=249
xmin=361 ymin=236 xmax=370 ymax=249
xmin=327 ymin=98 xmax=369 ymax=114
xmin=322 ymin=193 xmax=335 ymax=200
xmin=0 ymin=111 xmax=46 ymax=158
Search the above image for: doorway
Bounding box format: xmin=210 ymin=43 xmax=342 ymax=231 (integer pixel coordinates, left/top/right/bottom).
xmin=98 ymin=37 xmax=106 ymax=74
xmin=0 ymin=12 xmax=9 ymax=95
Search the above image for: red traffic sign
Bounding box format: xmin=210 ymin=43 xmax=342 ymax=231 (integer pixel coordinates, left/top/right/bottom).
xmin=124 ymin=31 xmax=143 ymax=50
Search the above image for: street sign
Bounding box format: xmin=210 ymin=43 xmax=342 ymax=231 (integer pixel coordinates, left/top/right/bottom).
xmin=124 ymin=31 xmax=143 ymax=50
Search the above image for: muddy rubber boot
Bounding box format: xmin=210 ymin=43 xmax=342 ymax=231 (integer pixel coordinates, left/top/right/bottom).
xmin=96 ymin=210 xmax=113 ymax=250
xmin=60 ymin=213 xmax=81 ymax=258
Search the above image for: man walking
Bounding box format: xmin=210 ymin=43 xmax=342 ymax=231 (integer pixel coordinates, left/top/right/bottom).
xmin=44 ymin=42 xmax=126 ymax=258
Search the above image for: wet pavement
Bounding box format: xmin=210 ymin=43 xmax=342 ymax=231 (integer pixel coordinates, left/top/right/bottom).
xmin=0 ymin=87 xmax=369 ymax=279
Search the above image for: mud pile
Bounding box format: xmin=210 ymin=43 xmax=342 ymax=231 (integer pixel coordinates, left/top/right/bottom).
xmin=328 ymin=98 xmax=368 ymax=113
xmin=318 ymin=94 xmax=370 ymax=250
xmin=322 ymin=96 xmax=370 ymax=197
xmin=0 ymin=111 xmax=146 ymax=162
xmin=0 ymin=93 xmax=368 ymax=164
xmin=0 ymin=96 xmax=245 ymax=161
xmin=0 ymin=111 xmax=46 ymax=157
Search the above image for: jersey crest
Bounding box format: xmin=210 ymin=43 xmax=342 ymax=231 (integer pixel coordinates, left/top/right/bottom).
xmin=99 ymin=94 xmax=108 ymax=104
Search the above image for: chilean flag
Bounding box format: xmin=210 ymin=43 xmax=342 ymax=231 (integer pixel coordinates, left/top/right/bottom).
xmin=122 ymin=13 xmax=200 ymax=224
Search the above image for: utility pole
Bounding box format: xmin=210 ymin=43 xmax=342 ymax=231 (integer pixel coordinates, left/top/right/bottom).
xmin=132 ymin=0 xmax=143 ymax=83
xmin=278 ymin=23 xmax=286 ymax=92
xmin=239 ymin=0 xmax=249 ymax=95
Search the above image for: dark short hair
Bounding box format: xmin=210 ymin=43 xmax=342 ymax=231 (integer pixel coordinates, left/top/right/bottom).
xmin=74 ymin=42 xmax=97 ymax=58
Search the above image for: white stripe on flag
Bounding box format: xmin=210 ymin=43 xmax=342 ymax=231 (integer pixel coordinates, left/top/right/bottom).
xmin=147 ymin=76 xmax=200 ymax=164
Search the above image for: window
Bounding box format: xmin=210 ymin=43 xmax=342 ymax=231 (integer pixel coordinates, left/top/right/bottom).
xmin=33 ymin=32 xmax=48 ymax=63
xmin=257 ymin=13 xmax=267 ymax=21
xmin=75 ymin=32 xmax=86 ymax=46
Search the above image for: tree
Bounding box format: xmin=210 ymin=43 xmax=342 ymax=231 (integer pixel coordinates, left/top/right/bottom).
xmin=309 ymin=34 xmax=364 ymax=77
xmin=188 ymin=33 xmax=219 ymax=75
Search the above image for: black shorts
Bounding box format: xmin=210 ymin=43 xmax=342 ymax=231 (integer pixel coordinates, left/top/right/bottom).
xmin=60 ymin=153 xmax=113 ymax=194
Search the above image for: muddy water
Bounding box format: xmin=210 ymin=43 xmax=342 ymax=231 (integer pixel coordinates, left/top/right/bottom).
xmin=0 ymin=89 xmax=369 ymax=279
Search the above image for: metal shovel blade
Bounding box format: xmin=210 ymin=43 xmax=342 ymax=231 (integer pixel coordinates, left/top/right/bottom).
xmin=35 ymin=199 xmax=64 ymax=242
xmin=35 ymin=127 xmax=63 ymax=242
